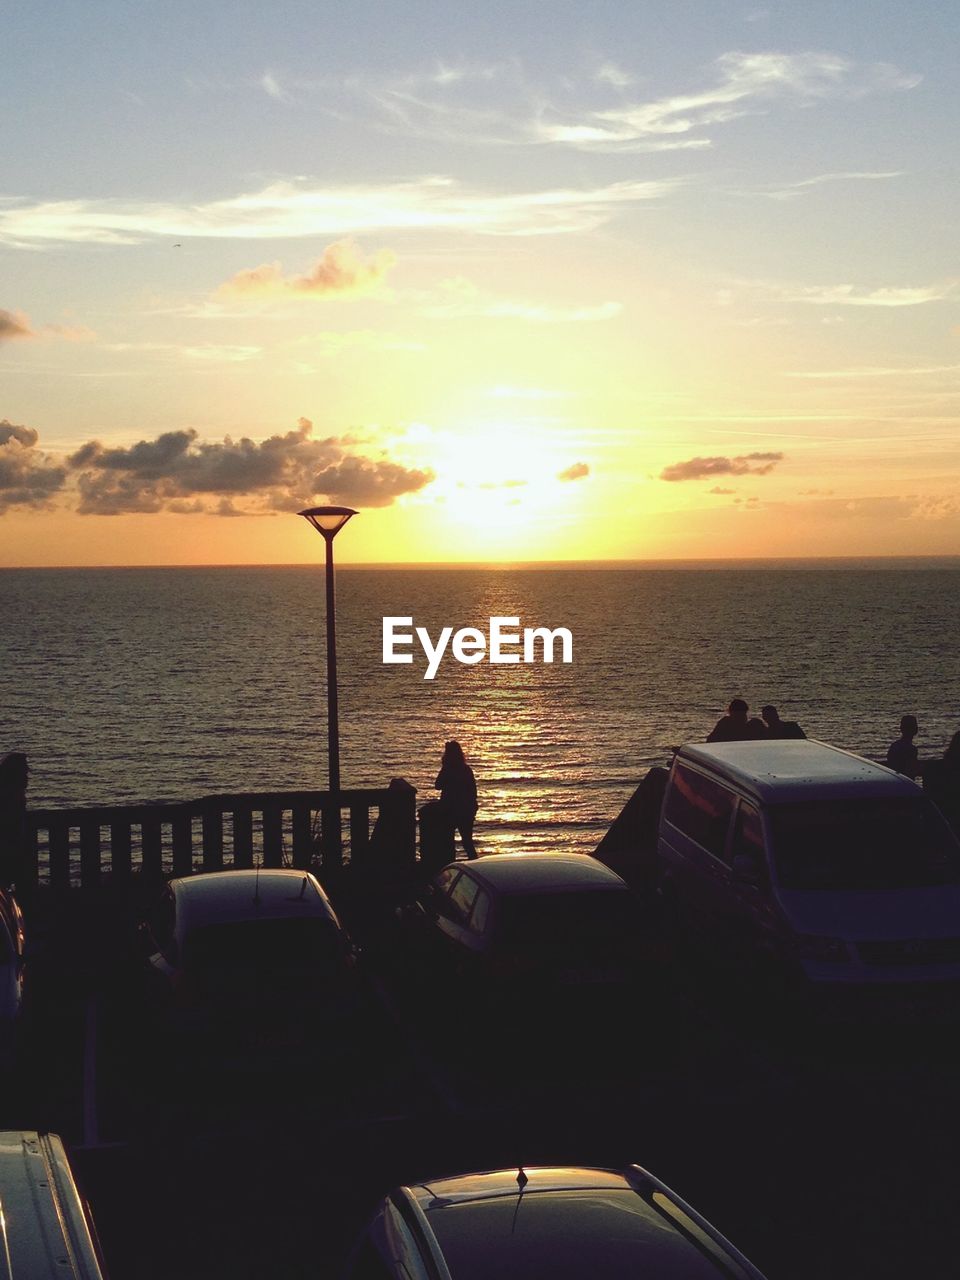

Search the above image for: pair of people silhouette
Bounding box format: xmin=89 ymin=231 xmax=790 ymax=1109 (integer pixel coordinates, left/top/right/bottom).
xmin=706 ymin=700 xmax=806 ymax=744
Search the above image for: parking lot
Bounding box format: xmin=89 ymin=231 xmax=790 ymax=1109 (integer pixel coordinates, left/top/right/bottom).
xmin=3 ymin=879 xmax=960 ymax=1279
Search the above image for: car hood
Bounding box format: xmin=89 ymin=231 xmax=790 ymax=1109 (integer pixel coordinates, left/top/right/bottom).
xmin=775 ymin=885 xmax=960 ymax=941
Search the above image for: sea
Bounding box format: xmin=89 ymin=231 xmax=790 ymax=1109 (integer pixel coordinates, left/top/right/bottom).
xmin=2 ymin=560 xmax=959 ymax=857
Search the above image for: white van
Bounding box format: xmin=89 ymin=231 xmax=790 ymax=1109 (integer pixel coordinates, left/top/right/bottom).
xmin=656 ymin=740 xmax=960 ymax=999
xmin=0 ymin=1131 xmax=107 ymax=1278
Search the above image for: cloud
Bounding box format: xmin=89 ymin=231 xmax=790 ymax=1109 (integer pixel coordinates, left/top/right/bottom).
xmin=734 ymin=170 xmax=904 ymax=201
xmin=531 ymin=51 xmax=919 ymax=151
xmin=66 ymin=417 xmax=434 ymax=515
xmin=219 ymin=239 xmax=396 ymax=299
xmin=709 ymin=486 xmax=736 ymax=494
xmin=0 ymin=176 xmax=679 ymax=247
xmin=787 ymin=363 xmax=960 ymax=380
xmin=558 ymin=462 xmax=589 ymax=482
xmin=0 ymin=419 xmax=68 ymax=513
xmin=785 ymin=283 xmax=955 ymax=307
xmin=0 ymin=307 xmax=94 ymax=343
xmin=310 ymin=456 xmax=434 ymax=508
xmin=0 ymin=309 xmax=34 ymax=341
xmin=418 ymin=278 xmax=621 ymax=323
xmin=723 ymin=276 xmax=956 ymax=310
xmin=660 ymin=451 xmax=784 ymax=481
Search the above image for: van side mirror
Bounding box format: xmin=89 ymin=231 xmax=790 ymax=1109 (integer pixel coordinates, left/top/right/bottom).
xmin=732 ymin=854 xmax=763 ymax=886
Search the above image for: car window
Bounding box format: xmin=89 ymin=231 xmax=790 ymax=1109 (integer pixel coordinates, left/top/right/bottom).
xmin=731 ymin=801 xmax=765 ymax=867
xmin=435 ymin=866 xmax=460 ymax=896
xmin=664 ymin=763 xmax=736 ymax=860
xmin=449 ymin=872 xmax=480 ymax=923
xmin=469 ymin=888 xmax=491 ymax=935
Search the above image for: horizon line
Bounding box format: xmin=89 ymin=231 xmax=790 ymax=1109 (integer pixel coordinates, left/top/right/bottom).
xmin=4 ymin=554 xmax=960 ymax=571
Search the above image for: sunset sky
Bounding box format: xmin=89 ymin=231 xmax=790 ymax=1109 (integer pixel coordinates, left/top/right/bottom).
xmin=2 ymin=1 xmax=958 ymax=565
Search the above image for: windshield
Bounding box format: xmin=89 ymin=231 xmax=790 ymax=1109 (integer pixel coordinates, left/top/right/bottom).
xmin=496 ymin=890 xmax=638 ymax=946
xmin=769 ymin=797 xmax=960 ymax=890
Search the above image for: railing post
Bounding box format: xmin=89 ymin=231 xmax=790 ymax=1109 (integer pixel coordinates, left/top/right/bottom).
xmin=171 ymin=808 xmax=193 ymax=877
xmin=110 ymin=821 xmax=132 ymax=884
xmin=291 ymin=804 xmax=313 ymax=869
xmin=232 ymin=808 xmax=253 ymax=869
xmin=79 ymin=819 xmax=102 ymax=889
xmin=49 ymin=822 xmax=71 ymax=893
xmin=201 ymin=808 xmax=224 ymax=872
xmin=320 ymin=798 xmax=342 ymax=871
xmin=262 ymin=804 xmax=283 ymax=868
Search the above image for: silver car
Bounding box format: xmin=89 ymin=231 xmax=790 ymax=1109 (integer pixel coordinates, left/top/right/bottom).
xmin=341 ymin=1164 xmax=769 ymax=1279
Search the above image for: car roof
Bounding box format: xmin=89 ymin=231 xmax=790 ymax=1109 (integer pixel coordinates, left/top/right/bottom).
xmin=168 ymin=869 xmax=340 ymax=930
xmin=676 ymin=739 xmax=920 ymax=805
xmin=401 ymin=1166 xmax=763 ymax=1279
xmin=452 ymin=854 xmax=628 ymax=894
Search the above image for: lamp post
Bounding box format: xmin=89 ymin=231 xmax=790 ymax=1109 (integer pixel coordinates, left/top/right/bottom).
xmin=298 ymin=506 xmax=357 ymax=796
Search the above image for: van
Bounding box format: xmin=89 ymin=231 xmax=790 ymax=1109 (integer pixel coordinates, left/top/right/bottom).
xmin=656 ymin=739 xmax=960 ymax=1002
xmin=0 ymin=1131 xmax=107 ymax=1278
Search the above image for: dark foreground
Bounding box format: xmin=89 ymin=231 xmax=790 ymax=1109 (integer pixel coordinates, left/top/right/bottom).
xmin=3 ymin=879 xmax=959 ymax=1280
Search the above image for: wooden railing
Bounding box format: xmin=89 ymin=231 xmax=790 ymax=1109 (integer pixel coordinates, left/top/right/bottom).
xmin=22 ymin=787 xmax=416 ymax=892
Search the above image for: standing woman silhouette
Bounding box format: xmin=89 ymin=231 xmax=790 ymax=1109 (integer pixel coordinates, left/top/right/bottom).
xmin=434 ymin=740 xmax=478 ymax=859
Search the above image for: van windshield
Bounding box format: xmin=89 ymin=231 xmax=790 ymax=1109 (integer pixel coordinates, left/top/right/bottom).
xmin=768 ymin=797 xmax=960 ymax=890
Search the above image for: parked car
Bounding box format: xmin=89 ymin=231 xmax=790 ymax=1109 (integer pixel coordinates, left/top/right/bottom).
xmin=656 ymin=739 xmax=960 ymax=1007
xmin=0 ymin=887 xmax=26 ymax=1071
xmin=0 ymin=1130 xmax=108 ymax=1279
xmin=341 ymin=1164 xmax=769 ymax=1279
xmin=140 ymin=868 xmax=358 ymax=1062
xmin=404 ymin=853 xmax=644 ymax=991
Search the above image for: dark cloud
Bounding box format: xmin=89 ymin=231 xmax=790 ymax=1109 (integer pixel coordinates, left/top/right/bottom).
xmin=67 ymin=416 xmax=433 ymax=515
xmin=0 ymin=309 xmax=34 ymax=341
xmin=0 ymin=419 xmax=68 ymax=513
xmin=660 ymin=451 xmax=784 ymax=481
xmin=558 ymin=461 xmax=590 ymax=482
xmin=311 ymin=456 xmax=434 ymax=508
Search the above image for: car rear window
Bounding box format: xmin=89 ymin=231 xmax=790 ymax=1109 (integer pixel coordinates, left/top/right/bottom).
xmin=495 ymin=890 xmax=638 ymax=945
xmin=769 ymin=797 xmax=960 ymax=890
xmin=182 ymin=917 xmax=344 ymax=976
xmin=425 ymin=1190 xmax=733 ymax=1279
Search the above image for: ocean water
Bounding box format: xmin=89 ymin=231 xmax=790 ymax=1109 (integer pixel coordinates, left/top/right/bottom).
xmin=2 ymin=562 xmax=959 ymax=856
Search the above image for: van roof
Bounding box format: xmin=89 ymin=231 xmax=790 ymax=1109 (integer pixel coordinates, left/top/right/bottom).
xmin=676 ymin=739 xmax=920 ymax=805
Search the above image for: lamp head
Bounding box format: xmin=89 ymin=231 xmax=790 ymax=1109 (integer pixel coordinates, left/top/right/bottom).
xmin=298 ymin=506 xmax=357 ymax=538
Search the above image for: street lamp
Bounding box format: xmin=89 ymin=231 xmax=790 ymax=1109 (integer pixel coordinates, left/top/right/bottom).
xmin=298 ymin=506 xmax=357 ymax=796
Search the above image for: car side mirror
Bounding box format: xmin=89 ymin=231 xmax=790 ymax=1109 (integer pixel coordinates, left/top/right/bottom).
xmin=732 ymin=854 xmax=763 ymax=886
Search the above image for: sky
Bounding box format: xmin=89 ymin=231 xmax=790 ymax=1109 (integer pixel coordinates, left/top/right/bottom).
xmin=2 ymin=0 xmax=958 ymax=565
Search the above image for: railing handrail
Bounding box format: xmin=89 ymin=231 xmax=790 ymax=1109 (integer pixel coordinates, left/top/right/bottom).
xmin=24 ymin=785 xmax=417 ymax=891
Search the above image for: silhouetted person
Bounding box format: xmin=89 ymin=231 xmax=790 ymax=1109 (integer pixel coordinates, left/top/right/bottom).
xmin=0 ymin=751 xmax=29 ymax=890
xmin=886 ymin=715 xmax=919 ymax=779
xmin=761 ymin=705 xmax=806 ymax=740
xmin=922 ymin=731 xmax=960 ymax=832
xmin=434 ymin=740 xmax=478 ymax=859
xmin=707 ymin=699 xmax=765 ymax=743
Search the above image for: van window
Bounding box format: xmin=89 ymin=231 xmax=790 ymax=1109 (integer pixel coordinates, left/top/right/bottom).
xmin=769 ymin=797 xmax=960 ymax=890
xmin=731 ymin=802 xmax=765 ymax=865
xmin=664 ymin=762 xmax=736 ymax=860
